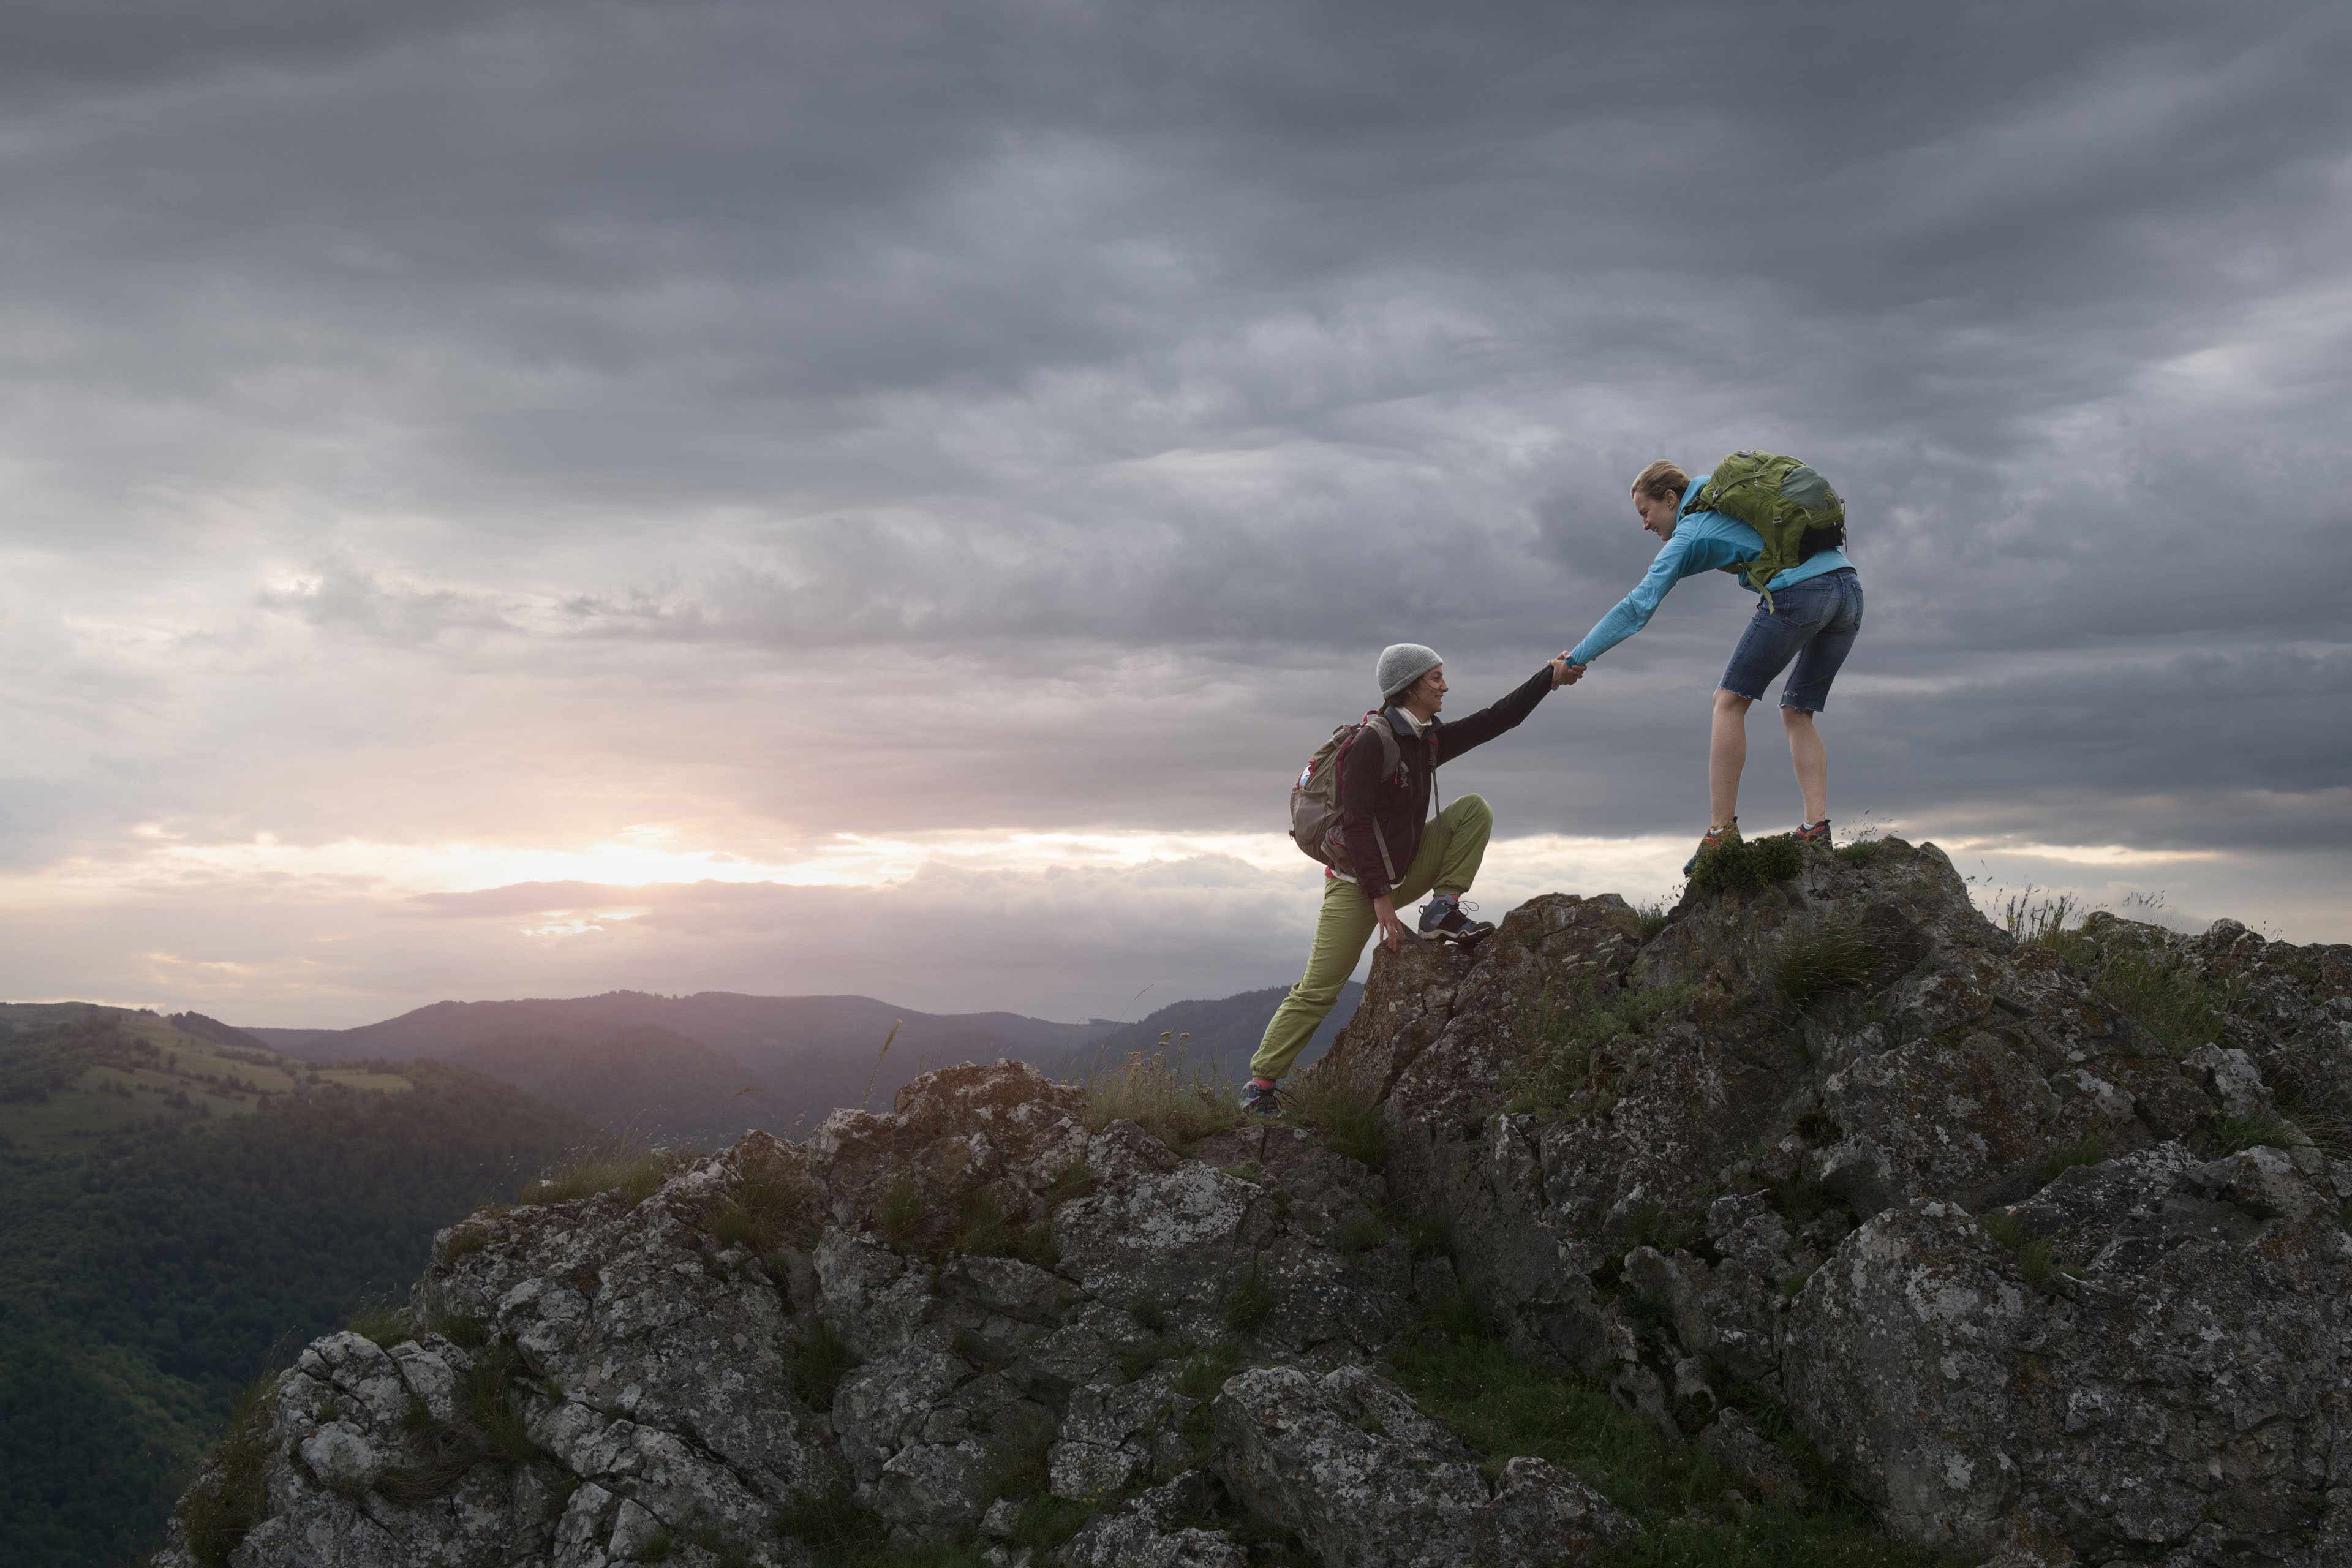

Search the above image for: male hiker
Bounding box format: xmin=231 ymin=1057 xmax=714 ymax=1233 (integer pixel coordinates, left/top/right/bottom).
xmin=1243 ymin=645 xmax=1581 ymax=1117
xmin=1561 ymin=454 xmax=1863 ymax=869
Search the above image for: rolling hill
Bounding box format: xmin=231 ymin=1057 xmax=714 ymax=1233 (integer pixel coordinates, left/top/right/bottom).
xmin=0 ymin=1003 xmax=591 ymax=1566
xmin=238 ymin=990 xmax=1118 ymax=1140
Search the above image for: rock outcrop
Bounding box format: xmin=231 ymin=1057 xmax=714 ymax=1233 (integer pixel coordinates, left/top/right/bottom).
xmin=156 ymin=837 xmax=2352 ymax=1568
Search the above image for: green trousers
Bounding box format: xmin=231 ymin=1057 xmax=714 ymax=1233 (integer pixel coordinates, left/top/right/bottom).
xmin=1250 ymin=793 xmax=1493 ymax=1082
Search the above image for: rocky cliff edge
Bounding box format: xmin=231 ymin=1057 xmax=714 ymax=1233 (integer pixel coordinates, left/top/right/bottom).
xmin=156 ymin=837 xmax=2352 ymax=1568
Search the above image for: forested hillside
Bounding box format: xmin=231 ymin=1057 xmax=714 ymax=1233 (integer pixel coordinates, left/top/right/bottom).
xmin=0 ymin=1006 xmax=588 ymax=1567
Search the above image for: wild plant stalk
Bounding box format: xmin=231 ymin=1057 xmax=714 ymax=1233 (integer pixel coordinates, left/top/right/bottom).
xmin=860 ymin=1019 xmax=902 ymax=1112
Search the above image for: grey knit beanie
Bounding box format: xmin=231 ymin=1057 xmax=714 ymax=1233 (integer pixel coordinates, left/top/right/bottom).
xmin=1376 ymin=642 xmax=1442 ymax=701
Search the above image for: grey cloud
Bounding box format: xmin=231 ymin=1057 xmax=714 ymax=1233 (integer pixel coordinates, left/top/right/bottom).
xmin=2 ymin=0 xmax=2348 ymax=990
xmin=258 ymin=556 xmax=515 ymax=643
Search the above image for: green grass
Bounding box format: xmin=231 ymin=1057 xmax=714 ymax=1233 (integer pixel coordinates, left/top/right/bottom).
xmin=1333 ymin=1212 xmax=1389 ymax=1254
xmin=2028 ymin=1134 xmax=2109 ymax=1191
xmin=1082 ymin=1048 xmax=1241 ymax=1152
xmin=178 ymin=1374 xmax=277 ymax=1568
xmin=2007 ymin=900 xmax=2234 ymax=1060
xmin=1621 ymin=1197 xmax=1705 ymax=1255
xmin=346 ymin=1298 xmax=415 ymax=1349
xmin=786 ymin=1319 xmax=856 ymax=1412
xmin=522 ymin=1138 xmax=682 ymax=1207
xmin=1980 ymin=1213 xmax=2068 ymax=1293
xmin=876 ymin=1178 xmax=925 ymax=1246
xmin=1513 ymin=984 xmax=1694 ymax=1117
xmin=1223 ymin=1259 xmax=1277 ymax=1333
xmin=424 ymin=1310 xmax=489 ymax=1349
xmin=1286 ymin=1063 xmax=1389 ymax=1170
xmin=1686 ymin=833 xmax=1803 ymax=897
xmin=456 ymin=1341 xmax=542 ymax=1464
xmin=1633 ymin=900 xmax=1674 ymax=940
xmin=1128 ymin=1289 xmax=1170 ymax=1334
xmin=1774 ymin=923 xmax=1886 ymax=1012
xmin=1045 ymin=1162 xmax=1101 ymax=1207
xmin=2215 ymin=1113 xmax=2302 ymax=1155
xmin=706 ymin=1160 xmax=821 ymax=1254
xmin=1766 ymin=1172 xmax=1838 ymax=1227
xmin=1115 ymin=1335 xmax=1174 ymax=1382
xmin=1175 ymin=1340 xmax=1245 ymax=1403
xmin=1402 ymin=1211 xmax=1454 ymax=1259
xmin=1832 ymin=839 xmax=1887 ymax=867
xmin=1387 ymin=1308 xmax=1962 ymax=1568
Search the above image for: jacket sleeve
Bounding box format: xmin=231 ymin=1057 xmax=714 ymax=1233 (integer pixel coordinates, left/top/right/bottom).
xmin=1564 ymin=529 xmax=1698 ymax=665
xmin=1335 ymin=725 xmax=1397 ymax=900
xmin=1431 ymin=666 xmax=1554 ymax=767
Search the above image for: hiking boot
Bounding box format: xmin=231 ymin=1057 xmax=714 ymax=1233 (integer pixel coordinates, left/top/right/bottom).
xmin=1794 ymin=818 xmax=1832 ymax=846
xmin=1240 ymin=1079 xmax=1283 ymax=1118
xmin=1683 ymin=818 xmax=1740 ymax=875
xmin=1419 ymin=894 xmax=1496 ymax=946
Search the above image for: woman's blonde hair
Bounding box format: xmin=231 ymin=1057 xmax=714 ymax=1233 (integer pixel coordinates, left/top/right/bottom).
xmin=1630 ymin=459 xmax=1689 ymax=503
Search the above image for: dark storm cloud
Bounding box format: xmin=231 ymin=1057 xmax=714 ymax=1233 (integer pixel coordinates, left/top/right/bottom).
xmin=2 ymin=0 xmax=2348 ymax=1009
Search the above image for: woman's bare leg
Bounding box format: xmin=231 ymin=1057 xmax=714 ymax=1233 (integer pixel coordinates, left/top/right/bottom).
xmin=1709 ymin=688 xmax=1752 ymax=827
xmin=1783 ymin=706 xmax=1827 ymax=824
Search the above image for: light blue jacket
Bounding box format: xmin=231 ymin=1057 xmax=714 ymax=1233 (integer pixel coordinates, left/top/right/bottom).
xmin=1564 ymin=474 xmax=1853 ymax=666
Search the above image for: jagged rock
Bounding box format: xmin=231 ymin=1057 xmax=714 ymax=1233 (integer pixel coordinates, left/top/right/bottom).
xmin=1698 ymin=1408 xmax=1811 ymax=1507
xmin=1785 ymin=1145 xmax=2352 ymax=1562
xmin=155 ymin=846 xmax=2352 ymax=1568
xmin=1054 ymin=1473 xmax=1246 ymax=1567
xmin=1211 ymin=1364 xmax=1637 ymax=1566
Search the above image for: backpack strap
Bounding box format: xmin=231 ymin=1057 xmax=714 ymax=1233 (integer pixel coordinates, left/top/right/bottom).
xmin=1341 ymin=712 xmax=1403 ymax=886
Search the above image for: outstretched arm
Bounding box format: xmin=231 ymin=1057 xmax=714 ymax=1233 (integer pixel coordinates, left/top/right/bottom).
xmin=1564 ymin=530 xmax=1697 ymax=666
xmin=1433 ymin=662 xmax=1559 ymax=765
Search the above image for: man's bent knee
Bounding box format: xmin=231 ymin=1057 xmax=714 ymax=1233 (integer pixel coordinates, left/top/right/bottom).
xmin=1286 ymin=976 xmax=1343 ymax=1009
xmin=1714 ymin=687 xmax=1754 ymax=715
xmin=1780 ymin=706 xmax=1819 ymax=728
xmin=1451 ymin=792 xmax=1492 ymax=826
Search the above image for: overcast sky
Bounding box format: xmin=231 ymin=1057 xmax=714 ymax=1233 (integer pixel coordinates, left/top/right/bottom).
xmin=3 ymin=1 xmax=2347 ymax=1028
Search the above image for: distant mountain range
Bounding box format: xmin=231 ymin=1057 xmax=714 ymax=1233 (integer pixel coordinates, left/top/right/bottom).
xmin=233 ymin=985 xmax=1362 ymax=1143
xmin=1065 ymin=982 xmax=1366 ymax=1085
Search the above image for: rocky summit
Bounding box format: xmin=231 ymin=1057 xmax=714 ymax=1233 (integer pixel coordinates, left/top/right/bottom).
xmin=154 ymin=837 xmax=2352 ymax=1568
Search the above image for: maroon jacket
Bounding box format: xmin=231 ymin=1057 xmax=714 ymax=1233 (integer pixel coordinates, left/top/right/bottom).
xmin=1335 ymin=665 xmax=1555 ymax=900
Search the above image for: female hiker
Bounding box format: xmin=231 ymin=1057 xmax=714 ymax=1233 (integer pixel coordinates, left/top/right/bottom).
xmin=1562 ymin=454 xmax=1863 ymax=870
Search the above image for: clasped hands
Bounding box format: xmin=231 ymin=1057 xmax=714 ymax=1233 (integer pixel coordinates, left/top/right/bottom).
xmin=1549 ymin=654 xmax=1590 ymax=689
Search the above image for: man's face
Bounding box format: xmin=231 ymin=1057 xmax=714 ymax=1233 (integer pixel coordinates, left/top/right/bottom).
xmin=1633 ymin=489 xmax=1679 ymax=540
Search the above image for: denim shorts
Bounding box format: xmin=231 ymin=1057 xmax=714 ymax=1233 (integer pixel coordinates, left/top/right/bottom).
xmin=1720 ymin=567 xmax=1863 ymax=712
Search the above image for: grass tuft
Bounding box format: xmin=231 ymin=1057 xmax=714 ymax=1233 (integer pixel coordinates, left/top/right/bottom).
xmin=1403 ymin=1211 xmax=1455 ymax=1259
xmin=1980 ymin=1212 xmax=2069 ymax=1293
xmin=1223 ymin=1257 xmax=1277 ymax=1333
xmin=1621 ymin=1197 xmax=1705 ymax=1255
xmin=1176 ymin=1340 xmax=1246 ymax=1403
xmin=347 ymin=1298 xmax=415 ymax=1349
xmin=2215 ymin=1113 xmax=2302 ymax=1155
xmin=1333 ymin=1212 xmax=1389 ymax=1255
xmin=522 ymin=1136 xmax=688 ymax=1207
xmin=1686 ymin=833 xmax=1804 ymax=896
xmin=786 ymin=1319 xmax=856 ymax=1412
xmin=875 ymin=1178 xmax=925 ymax=1246
xmin=425 ymin=1310 xmax=490 ymax=1349
xmin=1082 ymin=1048 xmax=1240 ymax=1151
xmin=1386 ymin=1304 xmax=1959 ymax=1568
xmin=1287 ymin=1061 xmax=1389 ymax=1170
xmin=2029 ymin=1134 xmax=2109 ymax=1190
xmin=1513 ymin=984 xmax=1694 ymax=1118
xmin=1774 ymin=923 xmax=1886 ymax=1011
xmin=179 ymin=1374 xmax=278 ymax=1567
xmin=707 ymin=1159 xmax=821 ymax=1254
xmin=456 ymin=1341 xmax=542 ymax=1465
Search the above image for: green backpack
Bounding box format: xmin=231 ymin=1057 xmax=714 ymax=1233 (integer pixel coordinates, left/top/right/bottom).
xmin=1684 ymin=451 xmax=1846 ymax=598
